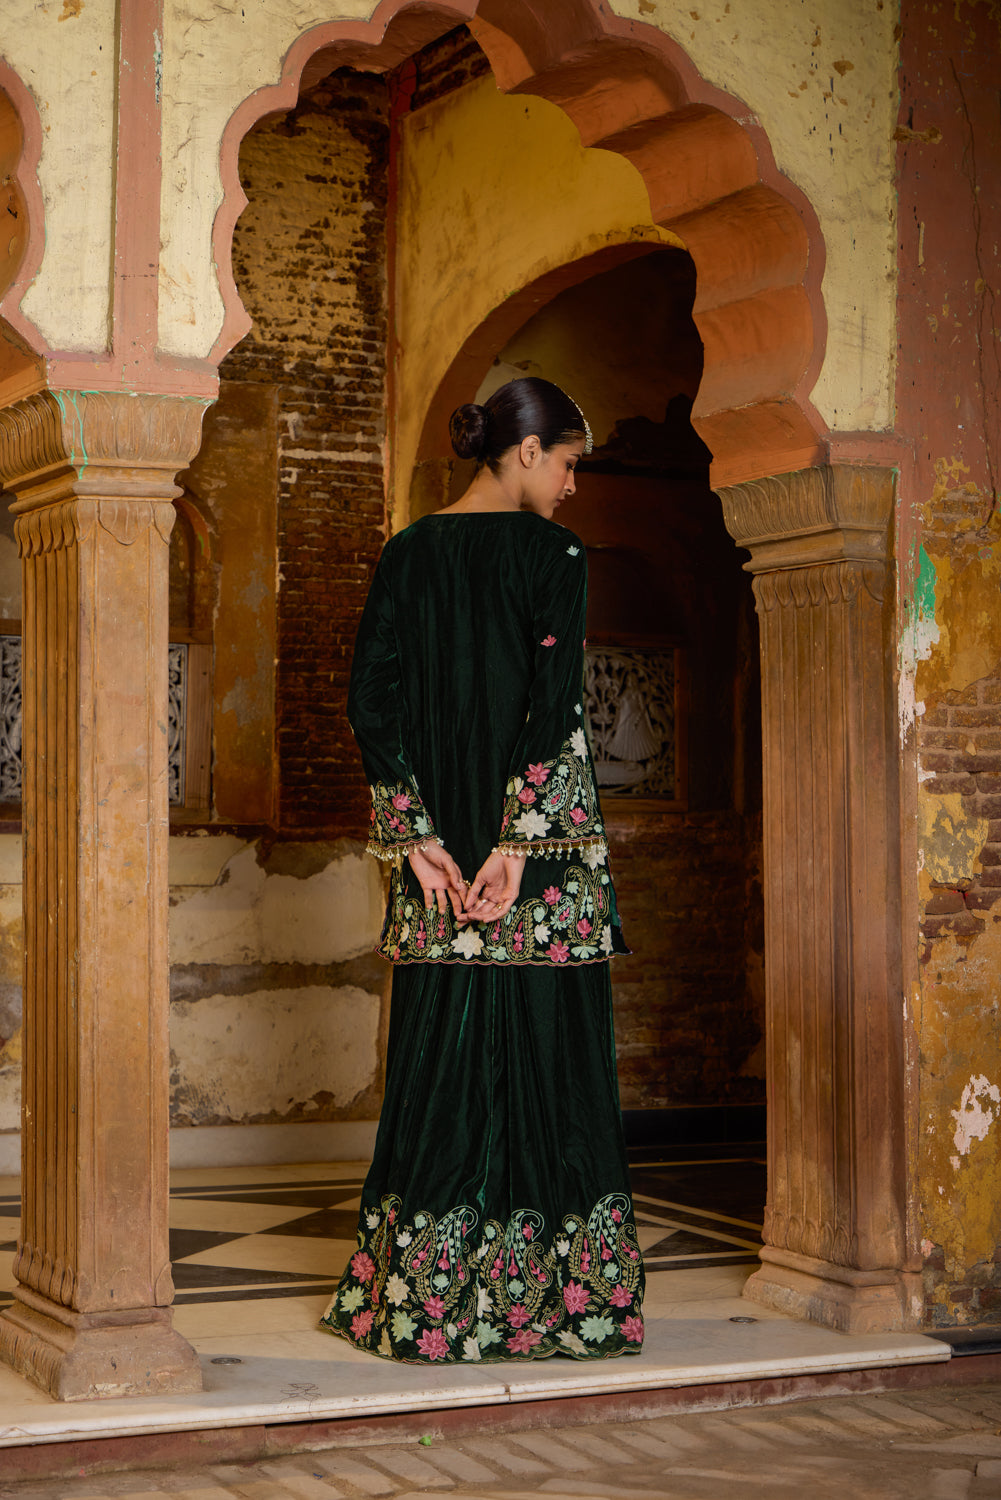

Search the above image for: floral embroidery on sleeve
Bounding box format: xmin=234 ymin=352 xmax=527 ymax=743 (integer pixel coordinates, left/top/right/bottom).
xmin=496 ymin=728 xmax=605 ymax=855
xmin=366 ymin=780 xmax=442 ymax=862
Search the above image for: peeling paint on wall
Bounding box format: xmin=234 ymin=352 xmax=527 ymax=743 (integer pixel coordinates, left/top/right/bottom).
xmin=169 ymin=984 xmax=381 ymax=1126
xmin=952 ymin=1075 xmax=1001 ymax=1157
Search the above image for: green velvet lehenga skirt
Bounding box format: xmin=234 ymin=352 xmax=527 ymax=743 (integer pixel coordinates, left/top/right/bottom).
xmin=320 ymin=960 xmax=644 ymax=1363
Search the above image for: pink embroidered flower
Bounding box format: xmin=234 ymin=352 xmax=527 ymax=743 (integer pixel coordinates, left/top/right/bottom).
xmin=543 ymin=886 xmax=561 ymax=906
xmin=369 ymin=809 xmax=376 ymax=825
xmin=562 ymin=1280 xmax=590 ymax=1315
xmin=351 ymin=1251 xmax=375 ymax=1283
xmin=522 ymin=1222 xmax=533 ymax=1241
xmin=611 ymin=1208 xmax=622 ymax=1223
xmin=540 ymin=635 xmax=557 ymax=647
xmin=623 ymin=1315 xmax=644 ymax=1344
xmin=600 ymin=1234 xmax=613 ymax=1261
xmin=423 ymin=1295 xmax=445 ymax=1321
xmin=526 ymin=763 xmax=550 ymax=786
xmin=350 ymin=1308 xmax=374 ymax=1340
xmin=415 ymin=923 xmax=426 ymax=949
xmin=513 ymin=928 xmax=525 ymax=953
xmin=517 ymin=787 xmax=537 ymax=804
xmin=508 ymin=1303 xmax=531 ymax=1327
xmin=570 ymin=806 xmax=588 ymax=825
xmin=577 ymin=918 xmax=592 ymax=937
xmin=418 ymin=1327 xmax=451 ymax=1360
xmin=507 ymin=1327 xmax=544 ymax=1354
xmin=581 ymin=1249 xmax=591 ymax=1272
xmin=548 ymin=940 xmax=570 ymax=964
xmin=391 ymin=793 xmax=412 ymax=811
xmin=610 ymin=1284 xmax=633 ymax=1307
xmin=437 ymin=1247 xmax=451 ymax=1270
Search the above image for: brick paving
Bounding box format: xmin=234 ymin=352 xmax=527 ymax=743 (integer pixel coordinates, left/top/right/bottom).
xmin=4 ymin=1382 xmax=1001 ymax=1498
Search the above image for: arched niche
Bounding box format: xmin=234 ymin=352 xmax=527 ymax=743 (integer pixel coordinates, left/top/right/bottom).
xmin=210 ymin=0 xmax=827 ymax=493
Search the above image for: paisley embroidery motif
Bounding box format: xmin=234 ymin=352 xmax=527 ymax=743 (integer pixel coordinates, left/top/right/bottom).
xmin=498 ymin=730 xmax=604 ymax=853
xmin=380 ymin=856 xmax=618 ymax=964
xmin=366 ymin=780 xmax=440 ymax=861
xmin=321 ymin=1192 xmax=644 ymax=1364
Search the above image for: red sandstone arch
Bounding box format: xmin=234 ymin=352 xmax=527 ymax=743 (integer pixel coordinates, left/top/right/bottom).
xmin=0 ymin=65 xmax=47 ymax=401
xmin=212 ymin=0 xmax=827 ymax=488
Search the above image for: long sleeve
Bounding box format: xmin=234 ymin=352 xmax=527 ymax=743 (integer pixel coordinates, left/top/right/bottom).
xmin=495 ymin=538 xmax=606 ymax=858
xmin=347 ymin=548 xmax=440 ymax=862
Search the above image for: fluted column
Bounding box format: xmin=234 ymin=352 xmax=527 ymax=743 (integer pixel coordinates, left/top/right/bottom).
xmin=718 ymin=465 xmax=918 ymax=1333
xmin=0 ymin=389 xmax=208 ymax=1399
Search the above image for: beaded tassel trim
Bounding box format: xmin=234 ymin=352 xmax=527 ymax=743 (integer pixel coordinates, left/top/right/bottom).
xmin=493 ymin=837 xmax=608 ymax=859
xmin=366 ymin=836 xmax=446 ymax=864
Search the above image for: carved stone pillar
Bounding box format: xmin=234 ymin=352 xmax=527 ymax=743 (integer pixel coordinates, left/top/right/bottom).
xmin=718 ymin=465 xmax=918 ymax=1333
xmin=0 ymin=389 xmax=208 ymax=1399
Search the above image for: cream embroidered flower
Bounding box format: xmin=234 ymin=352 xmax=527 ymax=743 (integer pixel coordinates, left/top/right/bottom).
xmin=462 ymin=1336 xmax=482 ymax=1361
xmin=396 ymin=1229 xmax=413 ymax=1247
xmin=386 ymin=1273 xmax=409 ymax=1305
xmin=570 ymin=727 xmax=588 ymax=758
xmin=557 ymin=1329 xmax=587 ymax=1355
xmin=453 ymin=928 xmax=485 ymax=960
xmin=582 ymin=844 xmax=606 ymax=870
xmin=514 ymin=808 xmax=551 ymax=840
xmin=476 ymin=1286 xmax=493 ymax=1316
xmin=600 ymin=924 xmax=613 ymax=955
xmin=566 ymin=545 xmax=579 ymax=556
xmin=574 ymin=702 xmax=582 ymax=714
xmin=365 ymin=1210 xmax=381 ymax=1229
xmin=556 ymin=1237 xmax=570 ymax=1256
xmin=534 ymin=922 xmax=551 ymax=945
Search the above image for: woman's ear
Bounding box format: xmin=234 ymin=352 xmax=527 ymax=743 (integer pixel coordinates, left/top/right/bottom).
xmin=519 ymin=434 xmax=541 ymax=467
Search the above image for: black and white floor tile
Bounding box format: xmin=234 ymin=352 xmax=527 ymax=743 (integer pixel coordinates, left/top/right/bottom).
xmin=0 ymin=1148 xmax=764 ymax=1314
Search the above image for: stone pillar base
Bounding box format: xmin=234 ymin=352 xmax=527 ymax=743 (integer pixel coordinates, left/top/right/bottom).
xmin=743 ymin=1247 xmax=924 ymax=1335
xmin=0 ymin=1292 xmax=202 ymax=1402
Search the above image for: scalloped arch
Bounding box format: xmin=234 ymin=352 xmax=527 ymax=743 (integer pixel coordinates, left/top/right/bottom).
xmin=212 ymin=0 xmax=828 ymax=488
xmin=0 ymin=61 xmax=48 ymax=399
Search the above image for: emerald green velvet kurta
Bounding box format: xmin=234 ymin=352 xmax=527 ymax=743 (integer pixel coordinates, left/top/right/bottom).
xmin=320 ymin=511 xmax=644 ymax=1363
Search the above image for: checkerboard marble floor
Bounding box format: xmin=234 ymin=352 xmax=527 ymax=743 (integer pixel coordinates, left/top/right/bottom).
xmin=0 ymin=1147 xmax=767 ymax=1320
xmin=0 ymin=1148 xmax=952 ymax=1453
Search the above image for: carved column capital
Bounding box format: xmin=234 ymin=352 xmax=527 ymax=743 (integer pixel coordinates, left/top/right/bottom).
xmin=0 ymin=388 xmax=209 ymax=505
xmin=717 ymin=464 xmax=895 ymax=572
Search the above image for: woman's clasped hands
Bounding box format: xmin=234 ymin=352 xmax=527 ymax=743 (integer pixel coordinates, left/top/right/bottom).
xmin=407 ymin=845 xmax=525 ymax=926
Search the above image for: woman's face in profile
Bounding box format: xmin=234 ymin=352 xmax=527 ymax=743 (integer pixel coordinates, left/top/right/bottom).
xmin=522 ymin=439 xmax=586 ymax=520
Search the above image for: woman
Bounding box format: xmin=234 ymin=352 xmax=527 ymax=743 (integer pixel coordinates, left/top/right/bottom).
xmin=321 ymin=377 xmax=644 ymax=1363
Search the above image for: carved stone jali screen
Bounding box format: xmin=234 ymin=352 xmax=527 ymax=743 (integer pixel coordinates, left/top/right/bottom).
xmin=717 ymin=464 xmax=916 ymax=1333
xmin=585 ymin=645 xmax=686 ymax=804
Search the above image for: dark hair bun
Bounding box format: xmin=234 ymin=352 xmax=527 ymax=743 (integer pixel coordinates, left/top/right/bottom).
xmin=449 ymin=403 xmax=488 ymax=461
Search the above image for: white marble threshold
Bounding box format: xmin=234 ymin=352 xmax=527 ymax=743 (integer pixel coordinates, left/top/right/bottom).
xmin=0 ymin=1268 xmax=950 ymax=1450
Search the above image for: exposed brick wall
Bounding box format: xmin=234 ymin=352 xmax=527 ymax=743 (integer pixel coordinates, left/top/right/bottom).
xmin=221 ymin=71 xmax=390 ymax=835
xmin=916 ymin=492 xmax=1001 ymax=954
xmin=608 ymin=811 xmax=764 ymax=1108
xmin=406 ymin=24 xmax=491 ymax=111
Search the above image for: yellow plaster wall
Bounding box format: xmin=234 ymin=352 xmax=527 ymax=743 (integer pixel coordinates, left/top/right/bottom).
xmin=609 ymin=0 xmax=899 ymax=431
xmin=0 ymin=0 xmax=116 ymax=353
xmin=393 ymin=76 xmax=675 ymax=517
xmin=912 ymin=497 xmax=1001 ymax=1320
